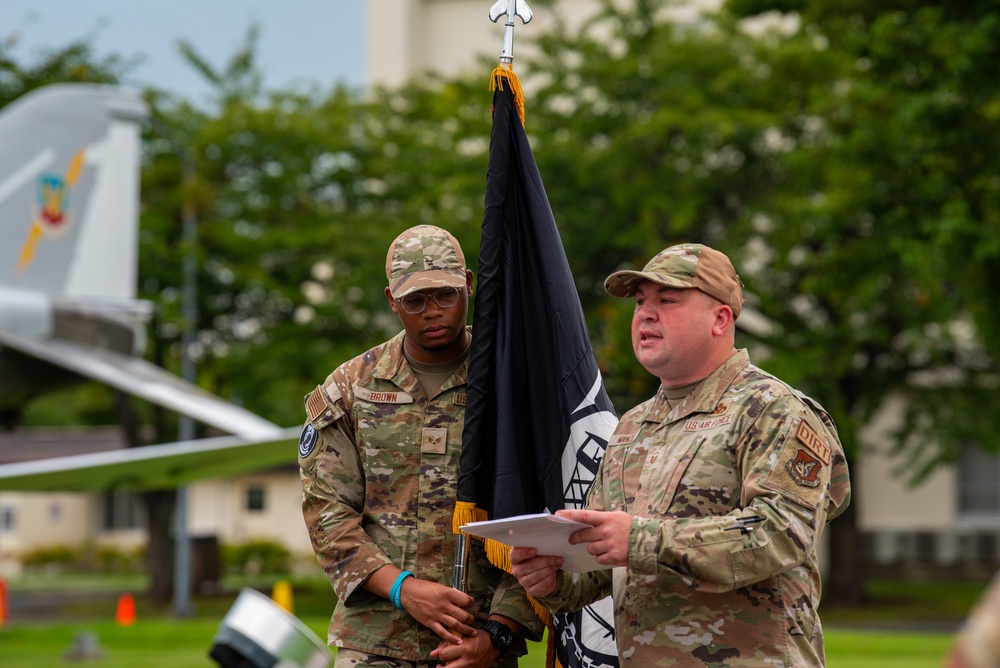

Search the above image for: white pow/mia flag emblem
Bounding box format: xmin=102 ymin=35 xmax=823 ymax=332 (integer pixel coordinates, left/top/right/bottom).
xmin=556 ymin=375 xmax=619 ymax=668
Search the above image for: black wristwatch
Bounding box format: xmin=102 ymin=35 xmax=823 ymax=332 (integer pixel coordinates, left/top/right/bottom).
xmin=481 ymin=619 xmax=515 ymax=653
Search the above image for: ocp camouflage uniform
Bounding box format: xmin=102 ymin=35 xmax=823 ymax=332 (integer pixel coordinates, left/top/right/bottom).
xmin=299 ymin=328 xmax=543 ymax=662
xmin=539 ymin=349 xmax=851 ymax=667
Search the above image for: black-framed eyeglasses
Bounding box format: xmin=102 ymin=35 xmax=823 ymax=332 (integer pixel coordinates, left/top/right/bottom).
xmin=397 ymin=287 xmax=462 ymax=314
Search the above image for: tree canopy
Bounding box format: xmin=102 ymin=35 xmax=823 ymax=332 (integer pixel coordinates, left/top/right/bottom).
xmin=6 ymin=0 xmax=998 ymax=488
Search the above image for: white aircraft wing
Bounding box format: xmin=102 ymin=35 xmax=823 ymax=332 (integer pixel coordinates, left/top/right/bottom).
xmin=0 ymin=330 xmax=284 ymax=440
xmin=0 ymin=427 xmax=300 ymax=492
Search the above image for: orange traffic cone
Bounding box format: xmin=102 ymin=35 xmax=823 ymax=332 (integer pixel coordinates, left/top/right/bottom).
xmin=0 ymin=578 xmax=8 ymax=628
xmin=115 ymin=592 xmax=136 ymax=626
xmin=271 ymin=579 xmax=294 ymax=614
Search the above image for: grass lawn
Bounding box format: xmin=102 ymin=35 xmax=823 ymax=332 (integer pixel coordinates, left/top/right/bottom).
xmin=0 ymin=622 xmax=959 ymax=668
xmin=0 ymin=575 xmax=979 ymax=667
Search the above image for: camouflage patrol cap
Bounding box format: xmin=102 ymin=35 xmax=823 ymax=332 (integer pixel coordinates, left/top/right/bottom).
xmin=605 ymin=243 xmax=745 ymax=318
xmin=386 ymin=224 xmax=467 ymax=298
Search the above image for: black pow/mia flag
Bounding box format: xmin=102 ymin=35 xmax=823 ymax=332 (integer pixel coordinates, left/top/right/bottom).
xmin=457 ymin=68 xmax=620 ymax=668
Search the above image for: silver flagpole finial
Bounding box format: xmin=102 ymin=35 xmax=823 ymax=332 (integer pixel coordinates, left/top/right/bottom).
xmin=489 ymin=0 xmax=533 ymax=65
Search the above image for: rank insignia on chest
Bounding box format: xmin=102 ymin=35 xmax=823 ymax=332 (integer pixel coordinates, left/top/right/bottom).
xmin=421 ymin=427 xmax=448 ymax=454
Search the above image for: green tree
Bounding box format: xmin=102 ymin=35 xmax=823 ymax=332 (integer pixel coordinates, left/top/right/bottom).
xmin=717 ymin=0 xmax=1000 ymax=604
xmin=139 ymin=48 xmax=497 ymax=433
xmin=501 ymin=0 xmax=1000 ymax=607
xmin=516 ymin=0 xmax=812 ymax=407
xmin=0 ymin=32 xmax=135 ymax=106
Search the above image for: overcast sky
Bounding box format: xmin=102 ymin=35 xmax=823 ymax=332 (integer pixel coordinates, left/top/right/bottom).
xmin=3 ymin=1 xmax=366 ymax=102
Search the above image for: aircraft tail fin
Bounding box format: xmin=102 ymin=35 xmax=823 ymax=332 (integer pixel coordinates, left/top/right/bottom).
xmin=0 ymin=84 xmax=148 ymax=302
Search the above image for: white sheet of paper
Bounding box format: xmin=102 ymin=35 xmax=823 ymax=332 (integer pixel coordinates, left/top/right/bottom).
xmin=459 ymin=512 xmax=611 ymax=573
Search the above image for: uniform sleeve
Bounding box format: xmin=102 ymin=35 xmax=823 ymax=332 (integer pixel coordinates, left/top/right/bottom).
xmin=630 ymin=395 xmax=849 ymax=592
xmin=489 ymin=572 xmax=548 ymax=642
xmin=300 ymin=378 xmax=393 ymax=605
xmin=536 ymin=569 xmax=614 ymax=615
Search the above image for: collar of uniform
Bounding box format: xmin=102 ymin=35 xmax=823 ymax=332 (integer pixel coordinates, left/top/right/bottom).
xmin=647 ymin=349 xmax=751 ymax=424
xmin=372 ymin=327 xmax=471 ymax=395
xmin=368 ymin=330 xmax=421 ymax=402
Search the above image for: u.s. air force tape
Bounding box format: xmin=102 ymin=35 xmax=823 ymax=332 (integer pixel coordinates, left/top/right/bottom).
xmin=298 ymin=424 xmax=318 ymax=458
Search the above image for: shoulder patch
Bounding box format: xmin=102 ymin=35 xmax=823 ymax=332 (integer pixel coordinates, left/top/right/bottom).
xmin=298 ymin=424 xmax=318 ymax=459
xmin=305 ymin=387 xmax=327 ymax=422
xmin=786 ymin=448 xmax=823 ymax=487
xmin=303 ymin=383 xmax=346 ymax=430
xmin=795 ymin=419 xmax=832 ymax=465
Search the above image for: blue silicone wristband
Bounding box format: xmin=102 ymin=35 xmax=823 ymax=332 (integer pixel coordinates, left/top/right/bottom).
xmin=390 ymin=570 xmax=413 ymax=610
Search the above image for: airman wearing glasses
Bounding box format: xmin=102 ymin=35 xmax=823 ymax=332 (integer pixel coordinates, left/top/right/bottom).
xmin=300 ymin=225 xmax=542 ymax=668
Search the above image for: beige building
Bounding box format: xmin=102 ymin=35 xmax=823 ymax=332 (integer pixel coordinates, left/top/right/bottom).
xmin=365 ymin=0 xmax=722 ymax=89
xmin=0 ymin=428 xmax=313 ymax=577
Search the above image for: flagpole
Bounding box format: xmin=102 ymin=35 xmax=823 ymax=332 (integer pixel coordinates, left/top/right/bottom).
xmin=489 ymin=0 xmax=533 ymax=66
xmin=456 ymin=5 xmax=620 ymax=667
xmin=449 ymin=0 xmax=535 ymax=610
xmin=447 ymin=2 xmax=537 ymax=665
xmin=451 ymin=533 xmax=470 ymax=592
xmin=451 ymin=0 xmax=535 ymax=589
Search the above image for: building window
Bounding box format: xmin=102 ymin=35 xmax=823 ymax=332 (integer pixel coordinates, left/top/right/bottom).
xmin=246 ymin=486 xmax=265 ymax=512
xmin=101 ymin=492 xmax=147 ymax=531
xmin=958 ymin=443 xmax=1000 ymax=521
xmin=0 ymin=504 xmax=14 ymax=533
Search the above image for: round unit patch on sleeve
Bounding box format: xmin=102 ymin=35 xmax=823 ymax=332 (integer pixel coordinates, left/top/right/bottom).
xmin=298 ymin=424 xmax=318 ymax=459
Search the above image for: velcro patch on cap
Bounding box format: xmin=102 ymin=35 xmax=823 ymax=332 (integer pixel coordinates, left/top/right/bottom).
xmin=355 ymin=387 xmax=413 ymax=404
xmin=795 ymin=420 xmax=831 ymax=465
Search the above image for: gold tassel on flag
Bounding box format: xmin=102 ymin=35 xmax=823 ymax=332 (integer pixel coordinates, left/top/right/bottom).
xmin=490 ymin=65 xmax=526 ymax=128
xmin=453 ymin=501 xmax=551 ymax=623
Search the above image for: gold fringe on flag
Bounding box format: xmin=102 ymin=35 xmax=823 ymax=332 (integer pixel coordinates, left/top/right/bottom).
xmin=490 ymin=64 xmax=526 ymax=128
xmin=452 ymin=500 xmax=488 ymax=534
xmin=453 ymin=501 xmax=553 ymax=628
